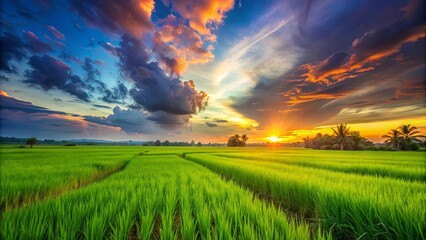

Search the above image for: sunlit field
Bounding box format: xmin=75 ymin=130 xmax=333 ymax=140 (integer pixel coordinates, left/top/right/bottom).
xmin=1 ymin=145 xmax=425 ymax=240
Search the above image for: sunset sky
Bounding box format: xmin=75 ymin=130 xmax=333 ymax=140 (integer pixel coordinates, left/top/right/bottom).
xmin=1 ymin=0 xmax=425 ymax=143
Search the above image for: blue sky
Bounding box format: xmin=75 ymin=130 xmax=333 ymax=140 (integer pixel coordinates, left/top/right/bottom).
xmin=1 ymin=0 xmax=425 ymax=142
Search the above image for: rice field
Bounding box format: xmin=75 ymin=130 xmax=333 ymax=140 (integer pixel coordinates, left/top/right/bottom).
xmin=1 ymin=145 xmax=424 ymax=240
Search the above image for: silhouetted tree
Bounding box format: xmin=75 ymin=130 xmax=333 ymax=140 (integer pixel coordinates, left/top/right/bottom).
xmin=382 ymin=129 xmax=401 ymax=150
xmin=332 ymin=123 xmax=350 ymax=150
xmin=154 ymin=140 xmax=161 ymax=146
xmin=26 ymin=137 xmax=37 ymax=148
xmin=197 ymin=142 xmax=202 ymax=147
xmin=241 ymin=134 xmax=249 ymax=147
xmin=190 ymin=140 xmax=195 ymax=146
xmin=227 ymin=134 xmax=248 ymax=147
xmin=398 ymin=124 xmax=424 ymax=150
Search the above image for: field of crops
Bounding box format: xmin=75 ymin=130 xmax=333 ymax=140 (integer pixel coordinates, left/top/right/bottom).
xmin=1 ymin=145 xmax=424 ymax=240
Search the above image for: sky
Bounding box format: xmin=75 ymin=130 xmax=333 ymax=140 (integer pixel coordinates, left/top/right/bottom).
xmin=0 ymin=0 xmax=425 ymax=143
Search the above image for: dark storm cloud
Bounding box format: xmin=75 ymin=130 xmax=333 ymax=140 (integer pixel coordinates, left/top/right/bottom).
xmin=116 ymin=34 xmax=208 ymax=115
xmin=23 ymin=31 xmax=53 ymax=53
xmin=0 ymin=93 xmax=65 ymax=114
xmin=146 ymin=111 xmax=190 ymax=128
xmin=85 ymin=106 xmax=155 ymax=134
xmin=0 ymin=94 xmax=121 ymax=139
xmin=0 ymin=32 xmax=27 ymax=73
xmin=71 ymin=0 xmax=154 ymax=37
xmin=24 ymin=55 xmax=90 ymax=101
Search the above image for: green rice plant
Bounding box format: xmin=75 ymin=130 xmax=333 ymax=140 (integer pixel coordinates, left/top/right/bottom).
xmin=1 ymin=147 xmax=331 ymax=240
xmin=187 ymin=153 xmax=425 ymax=240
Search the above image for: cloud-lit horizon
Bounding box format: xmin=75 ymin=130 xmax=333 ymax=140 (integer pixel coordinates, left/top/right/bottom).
xmin=0 ymin=0 xmax=425 ymax=143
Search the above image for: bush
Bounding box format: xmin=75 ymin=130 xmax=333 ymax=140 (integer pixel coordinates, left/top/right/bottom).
xmin=64 ymin=143 xmax=76 ymax=146
xmin=18 ymin=145 xmax=26 ymax=148
xmin=365 ymin=146 xmax=379 ymax=151
xmin=378 ymin=146 xmax=396 ymax=151
xmin=407 ymin=142 xmax=420 ymax=151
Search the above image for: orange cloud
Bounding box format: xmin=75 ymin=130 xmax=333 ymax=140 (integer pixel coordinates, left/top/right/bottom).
xmin=286 ymin=92 xmax=350 ymax=106
xmin=72 ymin=0 xmax=155 ymax=37
xmin=153 ymin=15 xmax=214 ymax=75
xmin=162 ymin=0 xmax=234 ymax=39
xmin=0 ymin=90 xmax=9 ymax=97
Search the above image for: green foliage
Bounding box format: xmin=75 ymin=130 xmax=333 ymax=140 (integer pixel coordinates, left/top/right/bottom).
xmin=227 ymin=134 xmax=248 ymax=147
xmin=1 ymin=146 xmax=424 ymax=240
xmin=26 ymin=137 xmax=37 ymax=148
xmin=187 ymin=150 xmax=426 ymax=240
xmin=304 ymin=131 xmax=372 ymax=150
xmin=1 ymin=147 xmax=330 ymax=240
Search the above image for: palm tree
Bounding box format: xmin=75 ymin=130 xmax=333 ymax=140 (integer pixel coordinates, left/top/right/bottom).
xmin=382 ymin=129 xmax=401 ymax=150
xmin=332 ymin=123 xmax=350 ymax=150
xmin=398 ymin=124 xmax=425 ymax=147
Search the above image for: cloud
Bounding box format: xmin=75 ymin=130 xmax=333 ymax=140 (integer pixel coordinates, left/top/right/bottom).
xmin=0 ymin=91 xmax=65 ymax=114
xmin=206 ymin=122 xmax=218 ymax=127
xmin=59 ymin=52 xmax=82 ymax=64
xmin=71 ymin=0 xmax=154 ymax=37
xmin=100 ymin=82 xmax=128 ymax=104
xmin=44 ymin=35 xmax=65 ymax=48
xmin=146 ymin=111 xmax=190 ymax=128
xmin=162 ymin=0 xmax=235 ymax=39
xmin=85 ymin=106 xmax=156 ymax=134
xmin=0 ymin=93 xmax=121 ymax=139
xmin=23 ymin=31 xmax=53 ymax=53
xmin=0 ymin=32 xmax=27 ymax=73
xmin=24 ymin=55 xmax=91 ymax=101
xmin=47 ymin=25 xmax=65 ymax=40
xmin=153 ymin=15 xmax=214 ymax=75
xmin=117 ymin=34 xmax=208 ymax=115
xmin=300 ymin=0 xmax=425 ymax=84
xmin=92 ymin=104 xmax=111 ymax=109
xmin=101 ymin=42 xmax=117 ymax=55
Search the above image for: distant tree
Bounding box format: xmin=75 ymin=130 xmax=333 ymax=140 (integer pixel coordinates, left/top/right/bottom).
xmin=398 ymin=124 xmax=425 ymax=150
xmin=190 ymin=140 xmax=195 ymax=146
xmin=154 ymin=140 xmax=161 ymax=146
xmin=227 ymin=134 xmax=248 ymax=147
xmin=197 ymin=142 xmax=202 ymax=147
xmin=303 ymin=137 xmax=311 ymax=148
xmin=332 ymin=123 xmax=350 ymax=150
xmin=26 ymin=137 xmax=37 ymax=148
xmin=163 ymin=140 xmax=170 ymax=146
xmin=382 ymin=129 xmax=401 ymax=150
xmin=241 ymin=134 xmax=249 ymax=147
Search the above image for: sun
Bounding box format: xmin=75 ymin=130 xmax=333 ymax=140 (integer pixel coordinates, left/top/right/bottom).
xmin=268 ymin=136 xmax=280 ymax=143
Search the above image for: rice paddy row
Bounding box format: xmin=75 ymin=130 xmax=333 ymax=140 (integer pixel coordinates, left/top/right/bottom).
xmin=1 ymin=146 xmax=424 ymax=239
xmin=185 ymin=153 xmax=426 ymax=240
xmin=1 ymin=155 xmax=330 ymax=240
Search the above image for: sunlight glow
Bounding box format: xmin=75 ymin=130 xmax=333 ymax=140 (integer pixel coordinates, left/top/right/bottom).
xmin=267 ymin=136 xmax=280 ymax=143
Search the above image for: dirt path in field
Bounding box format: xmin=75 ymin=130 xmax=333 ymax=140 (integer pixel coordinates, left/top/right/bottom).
xmin=1 ymin=159 xmax=131 ymax=213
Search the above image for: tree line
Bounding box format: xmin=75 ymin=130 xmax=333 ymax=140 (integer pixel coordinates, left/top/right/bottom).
xmin=382 ymin=124 xmax=425 ymax=151
xmin=303 ymin=123 xmax=425 ymax=151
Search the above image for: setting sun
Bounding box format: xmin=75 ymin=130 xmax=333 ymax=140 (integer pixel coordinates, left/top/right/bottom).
xmin=268 ymin=136 xmax=280 ymax=143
